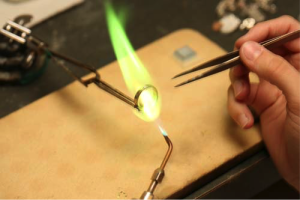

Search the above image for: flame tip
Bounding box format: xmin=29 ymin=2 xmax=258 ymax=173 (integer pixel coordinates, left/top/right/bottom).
xmin=156 ymin=120 xmax=168 ymax=136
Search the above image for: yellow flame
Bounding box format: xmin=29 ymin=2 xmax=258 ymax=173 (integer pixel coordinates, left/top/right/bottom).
xmin=105 ymin=2 xmax=161 ymax=122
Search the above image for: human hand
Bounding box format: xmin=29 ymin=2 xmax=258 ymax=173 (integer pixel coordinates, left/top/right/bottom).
xmin=227 ymin=15 xmax=300 ymax=190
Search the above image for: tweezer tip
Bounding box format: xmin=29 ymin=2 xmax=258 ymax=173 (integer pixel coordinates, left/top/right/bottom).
xmin=173 ymin=69 xmax=196 ymax=79
xmin=174 ymin=81 xmax=189 ymax=88
xmin=172 ymin=73 xmax=184 ymax=79
xmin=174 ymin=74 xmax=205 ymax=88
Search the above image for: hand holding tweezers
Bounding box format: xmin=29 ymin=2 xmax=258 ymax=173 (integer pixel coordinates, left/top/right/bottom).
xmin=173 ymin=29 xmax=300 ymax=87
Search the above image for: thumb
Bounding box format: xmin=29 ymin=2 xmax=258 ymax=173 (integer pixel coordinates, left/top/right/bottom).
xmin=240 ymin=41 xmax=300 ymax=104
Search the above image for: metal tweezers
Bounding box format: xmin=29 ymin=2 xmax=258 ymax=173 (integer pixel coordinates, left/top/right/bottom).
xmin=173 ymin=29 xmax=300 ymax=87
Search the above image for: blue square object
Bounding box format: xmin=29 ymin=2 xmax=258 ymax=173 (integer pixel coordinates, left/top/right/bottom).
xmin=174 ymin=46 xmax=196 ymax=62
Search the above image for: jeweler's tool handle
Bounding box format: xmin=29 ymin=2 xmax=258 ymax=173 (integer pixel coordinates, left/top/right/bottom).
xmin=140 ymin=168 xmax=165 ymax=200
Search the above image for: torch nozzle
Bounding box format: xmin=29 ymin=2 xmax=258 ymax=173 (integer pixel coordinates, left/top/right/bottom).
xmin=140 ymin=168 xmax=164 ymax=200
xmin=140 ymin=135 xmax=173 ymax=199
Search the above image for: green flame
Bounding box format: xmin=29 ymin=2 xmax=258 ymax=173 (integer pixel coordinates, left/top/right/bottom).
xmin=105 ymin=2 xmax=160 ymax=122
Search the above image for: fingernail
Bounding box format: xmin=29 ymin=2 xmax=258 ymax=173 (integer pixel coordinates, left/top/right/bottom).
xmin=233 ymin=80 xmax=244 ymax=98
xmin=238 ymin=114 xmax=249 ymax=128
xmin=242 ymin=42 xmax=262 ymax=61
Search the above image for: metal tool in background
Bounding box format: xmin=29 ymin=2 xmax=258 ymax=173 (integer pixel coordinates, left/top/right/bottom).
xmin=214 ymin=0 xmax=277 ymax=34
xmin=140 ymin=134 xmax=173 ymax=199
xmin=0 ymin=15 xmax=48 ymax=83
xmin=0 ymin=15 xmax=158 ymax=111
xmin=173 ymin=29 xmax=300 ymax=87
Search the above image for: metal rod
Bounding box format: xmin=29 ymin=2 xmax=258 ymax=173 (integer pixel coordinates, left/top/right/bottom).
xmin=51 ymin=56 xmax=87 ymax=85
xmin=7 ymin=20 xmax=31 ymax=34
xmin=49 ymin=49 xmax=98 ymax=75
xmin=44 ymin=48 xmax=137 ymax=109
xmin=160 ymin=135 xmax=173 ymax=170
xmin=148 ymin=181 xmax=157 ymax=193
xmin=93 ymin=79 xmax=136 ymax=108
xmin=0 ymin=29 xmax=26 ymax=44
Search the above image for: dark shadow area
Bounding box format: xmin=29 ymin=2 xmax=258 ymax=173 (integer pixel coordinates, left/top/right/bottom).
xmin=254 ymin=179 xmax=300 ymax=199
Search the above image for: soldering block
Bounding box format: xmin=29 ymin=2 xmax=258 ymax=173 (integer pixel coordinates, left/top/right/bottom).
xmin=0 ymin=29 xmax=262 ymax=199
xmin=173 ymin=45 xmax=196 ymax=62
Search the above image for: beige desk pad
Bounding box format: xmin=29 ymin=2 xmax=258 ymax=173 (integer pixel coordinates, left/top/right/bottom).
xmin=0 ymin=29 xmax=262 ymax=199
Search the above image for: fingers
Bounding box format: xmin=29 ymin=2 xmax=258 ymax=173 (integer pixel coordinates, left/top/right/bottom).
xmin=228 ymin=81 xmax=284 ymax=129
xmin=240 ymin=41 xmax=300 ymax=105
xmin=229 ymin=65 xmax=250 ymax=101
xmin=285 ymin=53 xmax=300 ymax=71
xmin=230 ymin=65 xmax=249 ymax=78
xmin=235 ymin=15 xmax=300 ymax=52
xmin=246 ymin=81 xmax=284 ymax=116
xmin=227 ymin=86 xmax=254 ymax=129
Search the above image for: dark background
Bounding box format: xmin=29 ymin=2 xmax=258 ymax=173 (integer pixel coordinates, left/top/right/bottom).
xmin=0 ymin=0 xmax=299 ymax=198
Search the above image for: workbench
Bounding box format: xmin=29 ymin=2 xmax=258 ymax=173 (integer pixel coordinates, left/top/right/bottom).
xmin=1 ymin=0 xmax=299 ymax=198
